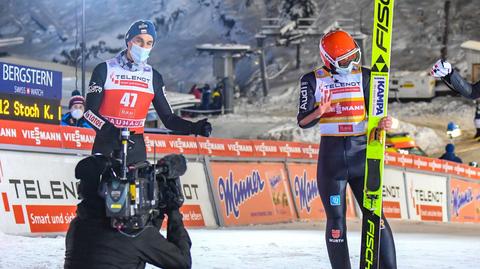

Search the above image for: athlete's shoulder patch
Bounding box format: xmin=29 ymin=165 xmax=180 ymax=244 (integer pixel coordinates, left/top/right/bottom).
xmin=87 ymin=82 xmax=103 ymax=94
xmin=314 ymin=67 xmax=331 ymax=78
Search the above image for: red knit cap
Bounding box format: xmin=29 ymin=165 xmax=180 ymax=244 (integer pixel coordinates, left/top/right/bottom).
xmin=69 ymin=95 xmax=85 ymax=109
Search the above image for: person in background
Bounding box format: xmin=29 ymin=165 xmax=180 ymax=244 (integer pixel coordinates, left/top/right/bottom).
xmin=431 ymin=60 xmax=480 ymax=140
xmin=189 ymin=84 xmax=202 ymax=99
xmin=431 ymin=59 xmax=480 ymax=97
xmin=474 ymin=99 xmax=480 ymax=140
xmin=200 ymin=83 xmax=211 ymax=110
xmin=211 ymin=83 xmax=223 ymax=114
xmin=439 ymin=143 xmax=463 ymax=163
xmin=61 ymin=90 xmax=91 ymax=128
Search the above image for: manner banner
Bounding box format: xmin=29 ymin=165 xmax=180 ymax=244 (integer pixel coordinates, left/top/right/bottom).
xmin=209 ymin=162 xmax=296 ymax=226
xmin=450 ymin=178 xmax=480 ymax=223
xmin=286 ymin=163 xmax=357 ymax=221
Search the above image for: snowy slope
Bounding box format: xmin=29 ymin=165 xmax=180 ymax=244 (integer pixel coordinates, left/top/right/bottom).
xmin=1 ymin=227 xmax=479 ymax=269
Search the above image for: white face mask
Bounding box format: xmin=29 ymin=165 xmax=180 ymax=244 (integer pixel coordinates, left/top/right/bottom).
xmin=130 ymin=44 xmax=151 ymax=63
xmin=71 ymin=109 xmax=84 ymax=120
xmin=335 ymin=65 xmax=354 ymax=76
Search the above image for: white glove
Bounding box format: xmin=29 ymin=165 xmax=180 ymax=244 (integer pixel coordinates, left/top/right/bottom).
xmin=430 ymin=59 xmax=452 ymax=78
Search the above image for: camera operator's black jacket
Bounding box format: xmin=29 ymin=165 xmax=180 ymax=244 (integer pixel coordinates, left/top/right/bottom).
xmin=65 ymin=210 xmax=191 ymax=269
xmin=64 ymin=156 xmax=192 ymax=269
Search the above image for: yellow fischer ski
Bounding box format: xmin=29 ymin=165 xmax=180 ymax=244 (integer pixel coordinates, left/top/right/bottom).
xmin=360 ymin=0 xmax=395 ymax=269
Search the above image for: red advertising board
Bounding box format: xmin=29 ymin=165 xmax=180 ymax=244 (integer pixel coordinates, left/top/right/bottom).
xmin=450 ymin=178 xmax=480 ymax=223
xmin=0 ymin=120 xmax=63 ymax=148
xmin=251 ymin=140 xmax=289 ymax=158
xmin=144 ymin=134 xmax=199 ymax=155
xmin=209 ymin=162 xmax=296 ymax=226
xmin=385 ymin=152 xmax=480 ymax=180
xmin=383 ymin=201 xmax=402 ymax=218
xmin=179 ymin=204 xmax=206 ymax=227
xmin=60 ymin=126 xmax=95 ymax=150
xmin=197 ymin=137 xmax=255 ymax=157
xmin=25 ymin=205 xmax=77 ymax=233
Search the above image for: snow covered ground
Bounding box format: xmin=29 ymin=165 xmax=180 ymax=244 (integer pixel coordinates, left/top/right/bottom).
xmin=1 ymin=225 xmax=479 ymax=269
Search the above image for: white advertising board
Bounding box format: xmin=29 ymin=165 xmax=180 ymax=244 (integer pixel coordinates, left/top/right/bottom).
xmin=383 ymin=168 xmax=409 ymax=220
xmin=404 ymin=171 xmax=448 ymax=222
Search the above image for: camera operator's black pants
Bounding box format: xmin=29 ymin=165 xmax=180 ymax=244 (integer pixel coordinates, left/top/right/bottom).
xmin=64 ymin=210 xmax=191 ymax=269
xmin=317 ymin=136 xmax=397 ymax=269
xmin=64 ymin=139 xmax=192 ymax=269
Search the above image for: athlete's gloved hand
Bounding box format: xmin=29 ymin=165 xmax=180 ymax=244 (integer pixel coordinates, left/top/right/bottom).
xmin=191 ymin=118 xmax=212 ymax=137
xmin=97 ymin=123 xmax=121 ymax=148
xmin=430 ymin=59 xmax=452 ymax=78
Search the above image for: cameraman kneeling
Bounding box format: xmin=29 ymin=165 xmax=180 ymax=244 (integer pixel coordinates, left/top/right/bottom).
xmin=65 ymin=20 xmax=211 ymax=269
xmin=64 ymin=154 xmax=192 ymax=269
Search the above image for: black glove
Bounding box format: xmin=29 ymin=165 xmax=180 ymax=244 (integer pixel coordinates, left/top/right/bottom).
xmin=96 ymin=123 xmax=121 ymax=149
xmin=156 ymin=154 xmax=187 ymax=179
xmin=97 ymin=121 xmax=119 ymax=137
xmin=159 ymin=177 xmax=185 ymax=211
xmin=191 ymin=118 xmax=212 ymax=137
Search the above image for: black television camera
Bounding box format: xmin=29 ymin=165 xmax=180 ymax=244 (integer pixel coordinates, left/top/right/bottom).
xmin=98 ymin=128 xmax=187 ymax=232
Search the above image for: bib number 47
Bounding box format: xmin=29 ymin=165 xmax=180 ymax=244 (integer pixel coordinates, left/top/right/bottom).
xmin=120 ymin=93 xmax=138 ymax=108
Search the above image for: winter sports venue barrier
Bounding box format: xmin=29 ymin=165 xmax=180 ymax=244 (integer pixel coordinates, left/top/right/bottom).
xmin=0 ymin=119 xmax=478 ymax=235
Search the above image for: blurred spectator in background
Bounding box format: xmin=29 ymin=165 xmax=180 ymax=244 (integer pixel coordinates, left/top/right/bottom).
xmin=200 ymin=83 xmax=211 ymax=110
xmin=61 ymin=90 xmax=91 ymax=128
xmin=211 ymin=83 xmax=223 ymax=114
xmin=189 ymin=84 xmax=202 ymax=99
xmin=474 ymin=99 xmax=480 ymax=140
xmin=439 ymin=143 xmax=462 ymax=163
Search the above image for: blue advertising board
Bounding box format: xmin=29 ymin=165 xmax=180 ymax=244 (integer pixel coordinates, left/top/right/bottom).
xmin=0 ymin=61 xmax=62 ymax=100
